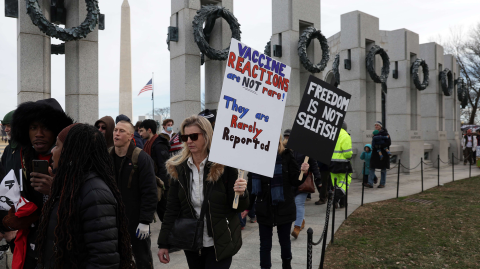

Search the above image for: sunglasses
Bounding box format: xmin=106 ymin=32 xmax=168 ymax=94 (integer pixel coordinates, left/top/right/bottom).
xmin=97 ymin=125 xmax=106 ymax=130
xmin=181 ymin=133 xmax=202 ymax=142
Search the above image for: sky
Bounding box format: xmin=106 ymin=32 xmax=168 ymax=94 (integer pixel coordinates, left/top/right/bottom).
xmin=1 ymin=0 xmax=479 ymax=122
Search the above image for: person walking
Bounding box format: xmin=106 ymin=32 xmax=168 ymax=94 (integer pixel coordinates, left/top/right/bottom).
xmin=157 ymin=115 xmax=248 ymax=269
xmin=314 ymin=162 xmax=330 ymax=205
xmin=462 ymin=129 xmax=477 ymax=165
xmin=283 ymin=138 xmax=321 ymax=239
xmin=329 ymin=122 xmax=352 ymax=208
xmin=116 ymin=114 xmax=144 ymax=149
xmin=110 ymin=120 xmax=158 ymax=269
xmin=94 ymin=116 xmax=115 ymax=148
xmin=368 ymin=121 xmax=391 ymax=188
xmin=245 ymin=136 xmax=309 ymax=269
xmin=36 ymin=124 xmax=135 ymax=269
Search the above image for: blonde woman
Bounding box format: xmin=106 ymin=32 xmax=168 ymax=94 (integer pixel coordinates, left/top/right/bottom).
xmin=157 ymin=115 xmax=248 ymax=269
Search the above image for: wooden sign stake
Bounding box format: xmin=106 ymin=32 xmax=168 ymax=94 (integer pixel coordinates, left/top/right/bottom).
xmin=233 ymin=170 xmax=245 ymax=209
xmin=299 ymin=156 xmax=309 ymax=180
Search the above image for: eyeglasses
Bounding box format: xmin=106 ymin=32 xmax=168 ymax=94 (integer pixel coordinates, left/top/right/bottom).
xmin=180 ymin=133 xmax=202 ymax=142
xmin=97 ymin=125 xmax=106 ymax=130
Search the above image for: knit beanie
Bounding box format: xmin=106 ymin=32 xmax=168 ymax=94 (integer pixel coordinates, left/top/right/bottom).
xmin=1 ymin=110 xmax=15 ymax=125
xmin=375 ymin=121 xmax=383 ymax=127
xmin=58 ymin=123 xmax=81 ymax=144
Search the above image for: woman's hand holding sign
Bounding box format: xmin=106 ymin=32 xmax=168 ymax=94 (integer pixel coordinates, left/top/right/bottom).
xmin=234 ymin=178 xmax=247 ymax=194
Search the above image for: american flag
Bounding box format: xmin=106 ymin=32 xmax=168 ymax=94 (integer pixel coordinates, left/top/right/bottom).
xmin=169 ymin=133 xmax=183 ymax=155
xmin=138 ymin=79 xmax=153 ymax=96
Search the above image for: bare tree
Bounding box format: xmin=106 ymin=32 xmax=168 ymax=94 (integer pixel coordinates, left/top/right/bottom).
xmin=437 ymin=23 xmax=480 ymax=124
xmin=147 ymin=107 xmax=170 ymax=119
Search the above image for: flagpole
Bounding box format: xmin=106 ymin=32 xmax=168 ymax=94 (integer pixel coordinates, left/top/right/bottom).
xmin=152 ymin=72 xmax=154 ymax=120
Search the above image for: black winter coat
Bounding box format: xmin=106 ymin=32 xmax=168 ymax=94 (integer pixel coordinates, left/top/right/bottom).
xmin=42 ymin=173 xmax=121 ymax=269
xmin=247 ymin=150 xmax=305 ymax=227
xmin=158 ymin=160 xmax=249 ymax=262
xmin=150 ymin=135 xmax=170 ymax=189
xmin=370 ymin=128 xmax=391 ymax=169
xmin=110 ymin=143 xmax=158 ymax=232
xmin=0 ymin=141 xmax=21 ymax=183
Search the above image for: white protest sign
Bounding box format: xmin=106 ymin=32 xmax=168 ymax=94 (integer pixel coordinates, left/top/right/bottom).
xmin=0 ymin=170 xmax=21 ymax=211
xmin=210 ymin=38 xmax=291 ymax=177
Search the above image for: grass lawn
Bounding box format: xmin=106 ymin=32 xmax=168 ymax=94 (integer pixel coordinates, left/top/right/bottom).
xmin=323 ymin=176 xmax=480 ymax=269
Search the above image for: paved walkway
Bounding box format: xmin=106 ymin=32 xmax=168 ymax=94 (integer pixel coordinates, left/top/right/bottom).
xmin=151 ymin=163 xmax=480 ymax=268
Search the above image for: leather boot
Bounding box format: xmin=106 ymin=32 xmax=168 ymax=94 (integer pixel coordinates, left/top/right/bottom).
xmin=282 ymin=258 xmax=292 ymax=269
xmin=291 ymin=225 xmax=301 ymax=239
xmin=300 ymin=219 xmax=305 ymax=231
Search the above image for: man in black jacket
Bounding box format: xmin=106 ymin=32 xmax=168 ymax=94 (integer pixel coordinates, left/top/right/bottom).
xmin=111 ymin=120 xmax=157 ymax=269
xmin=139 ymin=119 xmax=170 ymax=222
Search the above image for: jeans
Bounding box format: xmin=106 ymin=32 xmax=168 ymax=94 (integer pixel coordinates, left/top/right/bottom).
xmin=184 ymin=247 xmax=232 ymax=269
xmin=368 ymin=168 xmax=386 ymax=186
xmin=294 ymin=193 xmax=308 ymax=227
xmin=258 ymin=222 xmax=292 ymax=269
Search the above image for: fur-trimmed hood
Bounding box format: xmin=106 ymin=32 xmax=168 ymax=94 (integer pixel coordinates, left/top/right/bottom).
xmin=166 ymin=158 xmax=225 ymax=183
xmin=11 ymin=98 xmax=74 ymax=147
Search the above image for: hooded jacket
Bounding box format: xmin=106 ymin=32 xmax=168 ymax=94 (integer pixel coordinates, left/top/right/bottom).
xmin=158 ymin=160 xmax=248 ymax=261
xmin=94 ymin=116 xmax=115 ymax=148
xmin=10 ymin=98 xmax=74 ymax=260
xmin=360 ymin=144 xmax=372 ymax=175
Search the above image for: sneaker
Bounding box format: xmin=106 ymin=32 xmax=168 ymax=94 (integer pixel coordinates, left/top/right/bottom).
xmin=249 ymin=217 xmax=257 ymax=223
xmin=241 ymin=226 xmax=245 ymax=230
xmin=363 ymin=183 xmax=373 ymax=188
xmin=315 ymin=199 xmax=327 ymax=205
xmin=380 ymin=155 xmax=384 ymax=160
xmin=306 ymin=197 xmax=311 ymax=201
xmin=378 ymin=185 xmax=385 ymax=188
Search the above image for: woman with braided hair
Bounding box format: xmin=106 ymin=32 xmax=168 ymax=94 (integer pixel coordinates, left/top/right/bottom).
xmin=36 ymin=124 xmax=135 ymax=269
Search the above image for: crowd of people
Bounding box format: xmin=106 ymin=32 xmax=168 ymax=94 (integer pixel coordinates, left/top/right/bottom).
xmin=461 ymin=128 xmax=480 ymax=166
xmin=0 ymin=98 xmax=357 ymax=269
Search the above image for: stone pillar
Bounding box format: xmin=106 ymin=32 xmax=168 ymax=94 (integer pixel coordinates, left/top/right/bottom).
xmin=204 ymin=0 xmax=233 ymax=110
xmin=119 ymin=0 xmax=133 ymax=120
xmin=385 ymin=29 xmax=424 ymax=172
xmin=64 ymin=0 xmax=99 ymax=124
xmin=337 ymin=11 xmax=380 ymax=177
xmin=271 ymin=0 xmax=321 ymax=130
xmin=169 ymin=0 xmax=202 ymax=133
xmin=444 ymin=54 xmax=461 ymax=162
xmin=420 ymin=42 xmax=449 ymax=166
xmin=17 ymin=0 xmax=51 ymax=104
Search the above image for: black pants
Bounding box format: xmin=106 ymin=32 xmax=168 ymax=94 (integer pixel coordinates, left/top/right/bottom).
xmin=464 ymin=148 xmax=475 ymax=165
xmin=319 ymin=171 xmax=330 ymax=200
xmin=334 ymin=188 xmax=346 ymax=207
xmin=184 ymin=247 xmax=232 ymax=269
xmin=258 ymin=222 xmax=292 ymax=269
xmin=157 ymin=189 xmax=169 ymax=222
xmin=131 ymin=231 xmax=153 ymax=269
xmin=363 ymin=174 xmax=378 ymax=184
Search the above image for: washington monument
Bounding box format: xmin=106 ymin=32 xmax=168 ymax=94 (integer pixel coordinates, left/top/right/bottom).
xmin=119 ymin=0 xmax=132 ymax=119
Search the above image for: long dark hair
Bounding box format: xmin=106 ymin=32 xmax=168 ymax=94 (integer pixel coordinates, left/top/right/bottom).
xmin=36 ymin=124 xmax=134 ymax=269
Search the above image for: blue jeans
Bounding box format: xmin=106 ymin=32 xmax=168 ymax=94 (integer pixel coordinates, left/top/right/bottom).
xmin=368 ymin=168 xmax=386 ymax=185
xmin=294 ymin=193 xmax=308 ymax=227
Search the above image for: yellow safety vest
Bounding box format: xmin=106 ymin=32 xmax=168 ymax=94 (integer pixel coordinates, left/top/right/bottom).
xmin=331 ymin=128 xmax=352 ymax=192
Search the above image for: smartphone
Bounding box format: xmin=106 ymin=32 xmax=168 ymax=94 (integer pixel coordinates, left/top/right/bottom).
xmin=32 ymin=160 xmax=49 ymax=175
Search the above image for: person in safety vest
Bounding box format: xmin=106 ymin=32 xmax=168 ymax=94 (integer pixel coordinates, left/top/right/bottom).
xmin=330 ymin=121 xmax=352 ymax=209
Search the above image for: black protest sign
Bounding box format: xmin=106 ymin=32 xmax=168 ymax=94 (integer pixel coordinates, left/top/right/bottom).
xmin=286 ymin=75 xmax=351 ymax=165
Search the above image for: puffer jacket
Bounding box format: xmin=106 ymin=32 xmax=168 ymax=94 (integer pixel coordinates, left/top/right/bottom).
xmin=157 ymin=160 xmax=249 ymax=261
xmin=360 ymin=144 xmax=372 ymax=175
xmin=370 ymin=128 xmax=391 ymax=169
xmin=247 ymin=149 xmax=305 ymax=227
xmin=42 ymin=172 xmax=121 ymax=269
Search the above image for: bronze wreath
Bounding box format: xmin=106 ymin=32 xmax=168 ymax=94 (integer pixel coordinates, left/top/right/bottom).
xmin=298 ymin=27 xmax=329 ymax=73
xmin=26 ymin=0 xmax=99 ymax=42
xmin=192 ymin=5 xmax=241 ymax=61
xmin=411 ymin=58 xmax=429 ymax=91
xmin=439 ymin=68 xmax=453 ymax=96
xmin=366 ymin=45 xmax=390 ymax=93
